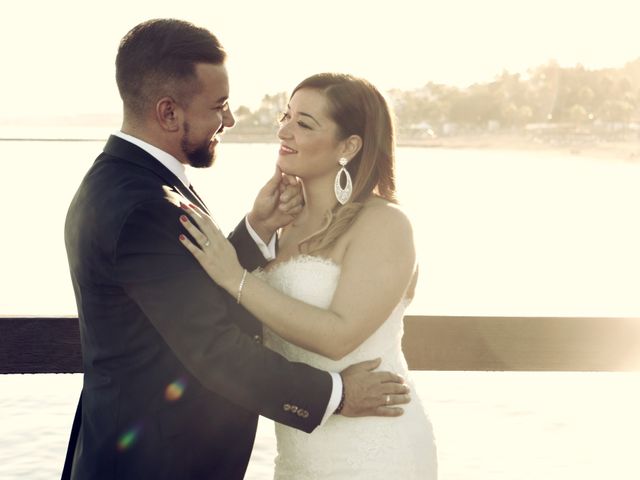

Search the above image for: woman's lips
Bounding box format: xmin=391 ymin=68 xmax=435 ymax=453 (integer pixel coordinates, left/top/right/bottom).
xmin=279 ymin=144 xmax=298 ymax=155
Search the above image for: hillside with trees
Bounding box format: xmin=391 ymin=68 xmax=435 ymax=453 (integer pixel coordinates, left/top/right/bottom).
xmin=228 ymin=59 xmax=640 ymax=147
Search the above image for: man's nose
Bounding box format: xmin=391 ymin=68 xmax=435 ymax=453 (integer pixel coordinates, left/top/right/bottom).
xmin=223 ymin=108 xmax=235 ymax=128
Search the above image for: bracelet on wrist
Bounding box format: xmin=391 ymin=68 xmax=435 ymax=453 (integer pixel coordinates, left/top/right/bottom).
xmin=236 ymin=269 xmax=248 ymax=304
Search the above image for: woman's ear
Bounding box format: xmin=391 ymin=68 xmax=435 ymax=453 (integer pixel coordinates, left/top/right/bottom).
xmin=155 ymin=97 xmax=181 ymax=132
xmin=341 ymin=134 xmax=363 ymax=161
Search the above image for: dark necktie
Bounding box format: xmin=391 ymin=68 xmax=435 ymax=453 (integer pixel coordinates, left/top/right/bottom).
xmin=188 ymin=183 xmax=209 ymax=214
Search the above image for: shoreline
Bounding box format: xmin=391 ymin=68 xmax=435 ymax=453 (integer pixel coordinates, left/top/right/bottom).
xmin=220 ymin=132 xmax=640 ymax=161
xmin=397 ymin=134 xmax=640 ymax=161
xmin=1 ymin=131 xmax=638 ymax=161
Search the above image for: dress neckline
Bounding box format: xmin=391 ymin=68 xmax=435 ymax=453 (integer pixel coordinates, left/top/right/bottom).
xmin=261 ymin=254 xmax=341 ymax=276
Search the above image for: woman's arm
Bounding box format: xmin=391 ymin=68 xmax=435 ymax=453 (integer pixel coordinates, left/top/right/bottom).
xmin=179 ymin=203 xmax=416 ymax=360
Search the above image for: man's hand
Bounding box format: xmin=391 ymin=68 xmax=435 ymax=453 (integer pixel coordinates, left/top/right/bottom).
xmin=339 ymin=358 xmax=411 ymax=417
xmin=247 ymin=167 xmax=304 ymax=243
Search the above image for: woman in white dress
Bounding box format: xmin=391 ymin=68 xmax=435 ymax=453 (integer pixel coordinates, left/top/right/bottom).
xmin=179 ymin=73 xmax=437 ymax=479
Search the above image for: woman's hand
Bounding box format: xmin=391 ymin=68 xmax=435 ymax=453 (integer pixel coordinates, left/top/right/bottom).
xmin=178 ymin=203 xmax=245 ymax=294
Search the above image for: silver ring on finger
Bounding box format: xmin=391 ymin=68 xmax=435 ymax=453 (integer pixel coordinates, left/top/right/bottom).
xmin=385 ymin=395 xmax=390 ymax=405
xmin=203 ymin=238 xmax=211 ymax=248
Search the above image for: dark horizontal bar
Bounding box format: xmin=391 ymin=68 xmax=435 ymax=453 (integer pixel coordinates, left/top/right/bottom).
xmin=1 ymin=316 xmax=639 ymax=374
xmin=403 ymin=315 xmax=640 ymax=371
xmin=0 ymin=317 xmax=82 ymax=374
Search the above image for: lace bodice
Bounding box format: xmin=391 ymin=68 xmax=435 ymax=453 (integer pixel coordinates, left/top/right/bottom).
xmin=256 ymin=254 xmax=410 ymax=373
xmin=255 ymin=255 xmax=437 ymax=479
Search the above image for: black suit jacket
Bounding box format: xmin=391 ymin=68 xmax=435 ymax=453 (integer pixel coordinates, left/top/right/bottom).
xmin=62 ymin=135 xmax=332 ymax=479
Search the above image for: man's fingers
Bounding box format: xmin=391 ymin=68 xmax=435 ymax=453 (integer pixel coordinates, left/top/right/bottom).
xmin=376 ymin=371 xmax=405 ymax=384
xmin=279 ymin=190 xmax=293 ymax=204
xmin=279 ymin=181 xmax=300 ymax=202
xmin=351 ymin=358 xmax=382 ymax=372
xmin=374 ymin=406 xmax=404 ymax=417
xmin=384 ymin=393 xmax=411 ymax=406
xmin=264 ymin=165 xmax=283 ymax=190
xmin=280 ymin=204 xmax=303 ymax=217
xmin=278 ymin=195 xmax=302 ymax=212
xmin=383 ymin=383 xmax=411 ymax=395
xmin=281 ymin=173 xmax=298 ymax=186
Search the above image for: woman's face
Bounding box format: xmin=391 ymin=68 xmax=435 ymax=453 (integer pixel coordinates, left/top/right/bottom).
xmin=276 ymin=88 xmax=344 ymax=180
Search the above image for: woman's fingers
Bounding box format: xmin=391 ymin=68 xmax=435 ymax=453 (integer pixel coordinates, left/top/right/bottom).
xmin=179 ymin=203 xmax=223 ymax=243
xmin=180 ymin=202 xmax=203 ymax=220
xmin=186 ymin=202 xmax=210 ymax=221
xmin=178 ymin=233 xmax=205 ymax=262
xmin=180 ymin=215 xmax=211 ymax=249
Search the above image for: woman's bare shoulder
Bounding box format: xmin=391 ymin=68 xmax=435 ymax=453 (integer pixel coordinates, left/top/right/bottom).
xmin=357 ymin=197 xmax=413 ymax=233
xmin=346 ymin=197 xmax=414 ymax=251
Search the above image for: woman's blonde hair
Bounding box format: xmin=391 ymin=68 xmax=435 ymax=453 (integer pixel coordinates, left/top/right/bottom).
xmin=292 ymin=73 xmax=398 ymax=254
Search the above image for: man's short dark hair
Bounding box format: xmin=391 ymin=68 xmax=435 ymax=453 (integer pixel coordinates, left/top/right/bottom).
xmin=116 ymin=19 xmax=226 ymax=118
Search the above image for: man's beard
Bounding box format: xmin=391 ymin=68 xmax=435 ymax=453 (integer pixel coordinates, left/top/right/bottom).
xmin=181 ymin=121 xmax=215 ymax=168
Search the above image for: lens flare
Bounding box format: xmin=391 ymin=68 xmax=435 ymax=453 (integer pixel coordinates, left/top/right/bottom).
xmin=165 ymin=377 xmax=187 ymax=402
xmin=116 ymin=425 xmax=142 ymax=452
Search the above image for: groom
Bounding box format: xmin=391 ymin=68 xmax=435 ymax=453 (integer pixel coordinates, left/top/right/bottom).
xmin=62 ymin=18 xmax=409 ymax=479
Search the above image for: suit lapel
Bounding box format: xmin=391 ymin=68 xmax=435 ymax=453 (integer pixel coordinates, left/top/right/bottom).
xmin=102 ymin=135 xmax=209 ymax=213
xmin=187 ymin=184 xmax=210 ymax=214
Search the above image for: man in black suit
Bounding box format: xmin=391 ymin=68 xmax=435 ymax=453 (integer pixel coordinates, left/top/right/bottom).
xmin=62 ymin=18 xmax=409 ymax=480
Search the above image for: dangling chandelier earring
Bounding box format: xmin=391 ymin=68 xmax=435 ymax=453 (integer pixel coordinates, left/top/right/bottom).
xmin=334 ymin=157 xmax=353 ymax=205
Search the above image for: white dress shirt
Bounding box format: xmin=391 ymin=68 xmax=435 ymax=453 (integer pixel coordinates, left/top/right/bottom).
xmin=112 ymin=131 xmax=342 ymax=423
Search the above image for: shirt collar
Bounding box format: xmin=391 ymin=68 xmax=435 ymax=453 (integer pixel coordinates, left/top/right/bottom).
xmin=113 ymin=131 xmax=190 ymax=188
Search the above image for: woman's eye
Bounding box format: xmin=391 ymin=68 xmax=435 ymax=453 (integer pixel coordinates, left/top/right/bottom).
xmin=278 ymin=112 xmax=291 ymax=123
xmin=297 ymin=121 xmax=311 ymax=129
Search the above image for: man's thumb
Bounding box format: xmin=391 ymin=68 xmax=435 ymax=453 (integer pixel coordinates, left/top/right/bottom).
xmin=359 ymin=358 xmax=382 ymax=371
xmin=268 ymin=165 xmax=283 ymax=185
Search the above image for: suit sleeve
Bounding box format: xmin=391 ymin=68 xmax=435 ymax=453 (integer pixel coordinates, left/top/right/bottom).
xmin=227 ymin=217 xmax=270 ymax=272
xmin=111 ymin=199 xmax=332 ymax=433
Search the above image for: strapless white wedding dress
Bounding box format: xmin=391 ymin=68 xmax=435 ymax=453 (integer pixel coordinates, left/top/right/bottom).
xmin=256 ymin=255 xmax=437 ymax=479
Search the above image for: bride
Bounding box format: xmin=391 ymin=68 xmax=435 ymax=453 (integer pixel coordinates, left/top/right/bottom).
xmin=179 ymin=73 xmax=437 ymax=479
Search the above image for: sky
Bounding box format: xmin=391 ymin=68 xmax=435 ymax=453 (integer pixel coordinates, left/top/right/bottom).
xmin=1 ymin=0 xmax=638 ymax=120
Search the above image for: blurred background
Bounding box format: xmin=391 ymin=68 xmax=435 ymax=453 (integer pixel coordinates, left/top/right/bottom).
xmin=1 ymin=1 xmax=638 ymax=479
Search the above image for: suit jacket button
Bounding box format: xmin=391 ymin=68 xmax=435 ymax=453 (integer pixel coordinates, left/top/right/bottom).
xmin=283 ymin=403 xmax=291 ymax=412
xmin=302 ymin=411 xmax=309 ymax=418
xmin=253 ymin=334 xmax=262 ymax=344
xmin=290 ymin=405 xmax=298 ymax=413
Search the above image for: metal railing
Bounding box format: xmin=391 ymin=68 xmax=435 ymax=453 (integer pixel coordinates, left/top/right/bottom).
xmin=2 ymin=315 xmax=639 ymax=374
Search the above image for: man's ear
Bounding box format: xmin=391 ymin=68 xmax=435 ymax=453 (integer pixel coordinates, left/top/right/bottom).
xmin=341 ymin=134 xmax=363 ymax=161
xmin=156 ymin=97 xmax=181 ymax=132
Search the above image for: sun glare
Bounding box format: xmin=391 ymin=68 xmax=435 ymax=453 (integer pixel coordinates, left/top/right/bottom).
xmin=0 ymin=0 xmax=637 ymax=118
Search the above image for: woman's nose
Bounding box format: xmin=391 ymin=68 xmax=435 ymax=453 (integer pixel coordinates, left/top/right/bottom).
xmin=277 ymin=122 xmax=292 ymax=140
